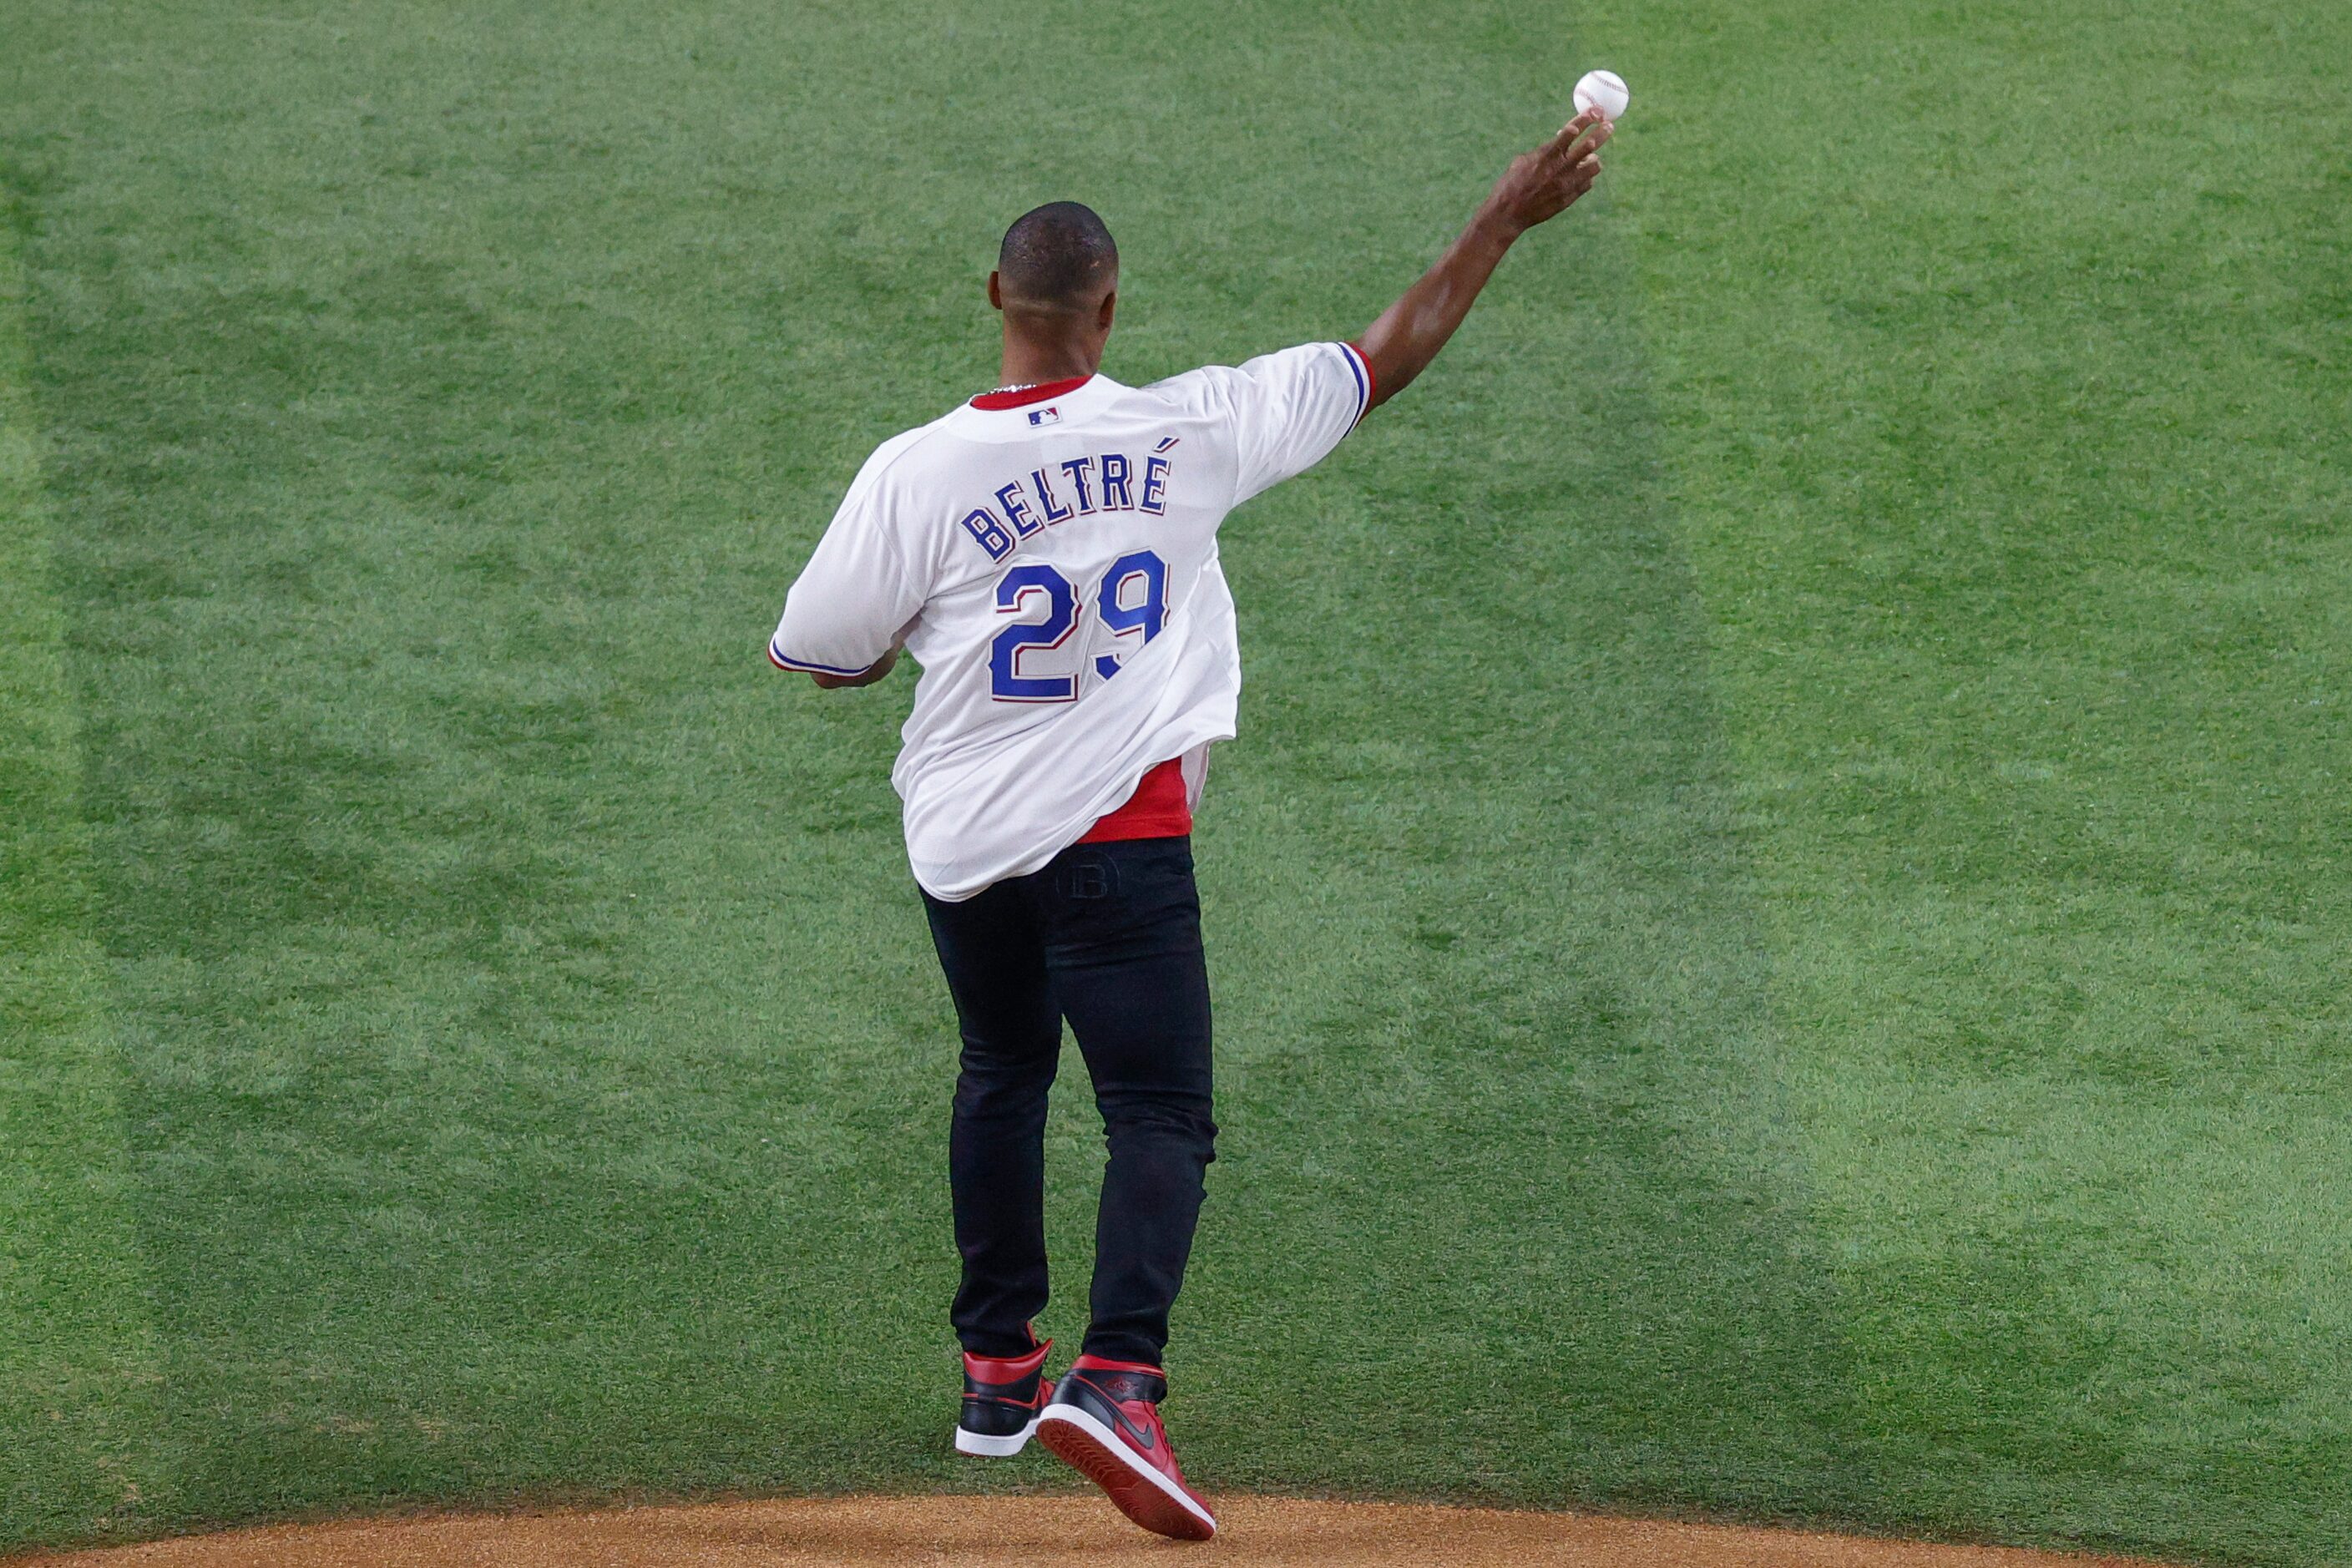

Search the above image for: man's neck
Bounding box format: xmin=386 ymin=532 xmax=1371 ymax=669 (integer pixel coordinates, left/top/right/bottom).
xmin=997 ymin=335 xmax=1100 ymax=391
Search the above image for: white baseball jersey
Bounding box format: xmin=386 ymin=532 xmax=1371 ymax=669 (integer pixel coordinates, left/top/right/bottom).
xmin=771 ymin=341 xmax=1372 ymax=901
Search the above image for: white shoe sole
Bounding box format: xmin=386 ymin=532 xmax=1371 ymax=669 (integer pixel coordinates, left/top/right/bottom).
xmin=954 ymin=1415 xmax=1039 ymax=1457
xmin=1035 ymin=1404 xmax=1217 ymax=1540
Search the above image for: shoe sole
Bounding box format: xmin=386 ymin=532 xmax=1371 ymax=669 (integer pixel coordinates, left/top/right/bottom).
xmin=1035 ymin=1406 xmax=1216 ymax=1541
xmin=954 ymin=1415 xmax=1038 ymax=1457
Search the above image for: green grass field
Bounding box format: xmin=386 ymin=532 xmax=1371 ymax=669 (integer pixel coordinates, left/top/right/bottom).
xmin=3 ymin=0 xmax=2348 ymax=1562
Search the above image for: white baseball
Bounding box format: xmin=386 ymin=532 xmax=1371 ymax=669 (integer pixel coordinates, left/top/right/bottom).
xmin=1573 ymin=68 xmax=1630 ymax=121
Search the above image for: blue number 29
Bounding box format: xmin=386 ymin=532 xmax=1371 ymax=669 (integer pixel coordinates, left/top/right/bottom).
xmin=989 ymin=550 xmax=1167 ymax=703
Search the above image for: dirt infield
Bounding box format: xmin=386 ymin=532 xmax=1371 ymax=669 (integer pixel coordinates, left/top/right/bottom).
xmin=16 ymin=1496 xmax=2162 ymax=1568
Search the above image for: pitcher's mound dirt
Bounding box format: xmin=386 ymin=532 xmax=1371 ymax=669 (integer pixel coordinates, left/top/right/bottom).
xmin=18 ymin=1495 xmax=2160 ymax=1568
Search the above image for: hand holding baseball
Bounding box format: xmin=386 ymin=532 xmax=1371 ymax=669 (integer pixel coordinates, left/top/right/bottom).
xmin=1481 ymin=109 xmax=1613 ymax=238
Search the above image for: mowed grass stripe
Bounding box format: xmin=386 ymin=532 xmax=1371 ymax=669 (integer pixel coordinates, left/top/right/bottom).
xmin=1628 ymin=1 xmax=2352 ymax=1561
xmin=1184 ymin=215 xmax=1850 ymax=1515
xmin=0 ymin=183 xmax=163 ymax=1548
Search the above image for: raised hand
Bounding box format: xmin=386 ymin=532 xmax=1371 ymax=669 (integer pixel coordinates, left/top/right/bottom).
xmin=1479 ymin=109 xmax=1613 ymax=238
xmin=1350 ymin=109 xmax=1619 ymax=410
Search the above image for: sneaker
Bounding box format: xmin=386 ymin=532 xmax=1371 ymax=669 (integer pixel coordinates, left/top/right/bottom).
xmin=1035 ymin=1355 xmax=1216 ymax=1540
xmin=956 ymin=1337 xmax=1054 ymax=1457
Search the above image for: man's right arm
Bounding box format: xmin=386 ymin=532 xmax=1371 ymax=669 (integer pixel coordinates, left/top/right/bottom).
xmin=770 ymin=454 xmax=925 ymax=691
xmin=807 ymin=646 xmax=900 ymax=690
xmin=1353 ymin=109 xmax=1614 ymax=411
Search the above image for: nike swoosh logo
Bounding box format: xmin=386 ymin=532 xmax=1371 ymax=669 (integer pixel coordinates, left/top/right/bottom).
xmin=1106 ymin=1404 xmax=1158 ymax=1453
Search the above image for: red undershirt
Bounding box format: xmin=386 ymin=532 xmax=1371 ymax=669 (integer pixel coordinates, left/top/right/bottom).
xmin=969 ymin=374 xmax=1095 ymax=411
xmin=969 ymin=377 xmax=1194 ymax=844
xmin=1079 ymin=758 xmax=1192 ymax=842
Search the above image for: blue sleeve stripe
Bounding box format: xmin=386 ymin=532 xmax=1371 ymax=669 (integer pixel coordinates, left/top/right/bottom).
xmin=1339 ymin=341 xmax=1371 ymax=427
xmin=768 ymin=639 xmax=872 ymax=676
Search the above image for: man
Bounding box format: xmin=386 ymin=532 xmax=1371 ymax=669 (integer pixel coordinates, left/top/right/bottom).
xmin=769 ymin=109 xmax=1613 ymax=1541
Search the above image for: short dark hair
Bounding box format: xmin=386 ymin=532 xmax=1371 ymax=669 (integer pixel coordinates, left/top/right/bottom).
xmin=997 ymin=201 xmax=1118 ymax=311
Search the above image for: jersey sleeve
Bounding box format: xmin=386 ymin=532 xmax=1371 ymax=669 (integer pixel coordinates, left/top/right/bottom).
xmin=1216 ymin=341 xmax=1373 ymax=504
xmin=769 ymin=447 xmax=928 ymax=677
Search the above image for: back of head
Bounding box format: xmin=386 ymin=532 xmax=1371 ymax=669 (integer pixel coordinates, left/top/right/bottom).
xmin=997 ymin=201 xmax=1118 ymax=314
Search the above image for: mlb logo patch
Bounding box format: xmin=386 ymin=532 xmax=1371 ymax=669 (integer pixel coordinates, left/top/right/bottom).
xmin=1028 ymin=406 xmax=1060 ymax=427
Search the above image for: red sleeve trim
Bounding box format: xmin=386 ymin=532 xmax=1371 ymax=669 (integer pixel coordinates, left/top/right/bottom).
xmin=768 ymin=638 xmax=873 ymax=677
xmin=1343 ymin=341 xmax=1376 ymax=426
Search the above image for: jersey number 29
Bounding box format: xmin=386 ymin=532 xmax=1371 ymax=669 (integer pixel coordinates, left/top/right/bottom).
xmin=990 ymin=550 xmax=1167 ymax=702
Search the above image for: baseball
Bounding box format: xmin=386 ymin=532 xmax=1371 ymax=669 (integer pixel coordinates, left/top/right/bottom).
xmin=1573 ymin=68 xmax=1630 ymax=121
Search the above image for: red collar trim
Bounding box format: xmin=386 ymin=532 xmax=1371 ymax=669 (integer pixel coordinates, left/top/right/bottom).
xmin=971 ymin=375 xmax=1094 ymax=411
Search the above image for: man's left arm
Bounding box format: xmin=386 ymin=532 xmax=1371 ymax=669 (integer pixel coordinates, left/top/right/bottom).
xmin=1352 ymin=109 xmax=1613 ymax=411
xmin=1211 ymin=113 xmax=1611 ymax=504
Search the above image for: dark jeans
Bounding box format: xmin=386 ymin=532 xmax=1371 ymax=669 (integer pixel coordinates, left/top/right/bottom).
xmin=921 ymin=837 xmax=1216 ymax=1368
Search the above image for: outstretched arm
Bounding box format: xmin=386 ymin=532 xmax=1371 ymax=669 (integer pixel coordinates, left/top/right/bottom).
xmin=1353 ymin=109 xmax=1613 ymax=411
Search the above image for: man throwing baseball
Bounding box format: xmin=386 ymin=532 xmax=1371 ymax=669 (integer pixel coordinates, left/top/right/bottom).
xmin=768 ymin=109 xmax=1613 ymax=1540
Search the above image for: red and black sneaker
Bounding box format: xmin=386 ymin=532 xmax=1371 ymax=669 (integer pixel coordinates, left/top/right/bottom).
xmin=1035 ymin=1355 xmax=1216 ymax=1540
xmin=956 ymin=1336 xmax=1055 ymax=1457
